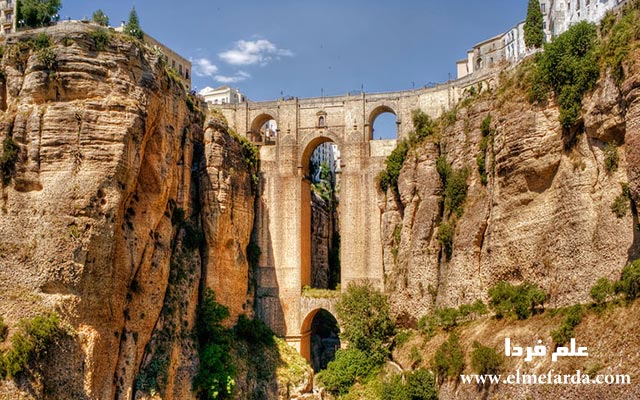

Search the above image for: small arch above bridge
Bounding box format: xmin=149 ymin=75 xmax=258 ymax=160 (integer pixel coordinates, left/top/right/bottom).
xmin=369 ymin=105 xmax=399 ymax=140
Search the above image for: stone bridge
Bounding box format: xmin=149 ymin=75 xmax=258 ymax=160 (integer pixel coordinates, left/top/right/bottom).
xmin=215 ymin=72 xmax=495 ymax=361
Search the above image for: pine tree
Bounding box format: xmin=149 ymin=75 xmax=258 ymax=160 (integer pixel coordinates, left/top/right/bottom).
xmin=124 ymin=7 xmax=144 ymax=40
xmin=524 ymin=0 xmax=545 ymax=48
xmin=91 ymin=9 xmax=109 ymax=26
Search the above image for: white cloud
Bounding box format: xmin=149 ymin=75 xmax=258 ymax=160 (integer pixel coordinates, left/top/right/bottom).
xmin=215 ymin=71 xmax=251 ymax=84
xmin=219 ymin=39 xmax=293 ymax=66
xmin=193 ymin=58 xmax=218 ymax=77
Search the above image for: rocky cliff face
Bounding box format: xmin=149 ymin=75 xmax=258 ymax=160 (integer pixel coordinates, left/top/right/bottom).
xmin=0 ymin=24 xmax=256 ymax=400
xmin=381 ymin=57 xmax=640 ymax=323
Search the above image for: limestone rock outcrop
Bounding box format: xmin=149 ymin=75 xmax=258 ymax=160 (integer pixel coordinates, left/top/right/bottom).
xmin=0 ymin=23 xmax=256 ymax=400
xmin=381 ymin=61 xmax=640 ymax=324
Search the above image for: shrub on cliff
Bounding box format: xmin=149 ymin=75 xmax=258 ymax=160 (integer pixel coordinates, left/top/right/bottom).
xmin=529 ymin=21 xmax=599 ymax=128
xmin=590 ymin=277 xmax=615 ymax=306
xmin=381 ymin=368 xmax=438 ymax=400
xmin=90 ymin=28 xmax=111 ymax=51
xmin=377 ymin=139 xmax=408 ymax=194
xmin=437 ymin=222 xmax=454 ymax=260
xmin=1 ymin=136 xmax=19 ymax=186
xmin=611 ymin=183 xmax=631 ymax=218
xmin=0 ymin=316 xmax=7 ymax=342
xmin=615 ymin=259 xmax=640 ymax=301
xmin=431 ymin=332 xmax=464 ymax=383
xmin=1 ymin=312 xmax=62 ymax=379
xmin=195 ymin=289 xmax=235 ymax=399
xmin=551 ymin=304 xmax=584 ymax=345
xmin=488 ymin=281 xmax=546 ymax=319
xmin=471 ymin=341 xmax=503 ymax=376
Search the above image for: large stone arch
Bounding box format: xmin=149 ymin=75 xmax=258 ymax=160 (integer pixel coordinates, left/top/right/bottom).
xmin=299 ymin=132 xmax=342 ymax=176
xmin=299 ymin=307 xmax=340 ymax=366
xmin=368 ymin=105 xmax=398 ymax=140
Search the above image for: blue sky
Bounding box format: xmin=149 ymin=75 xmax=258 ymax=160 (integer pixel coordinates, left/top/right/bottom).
xmin=59 ymin=1 xmax=528 ymax=137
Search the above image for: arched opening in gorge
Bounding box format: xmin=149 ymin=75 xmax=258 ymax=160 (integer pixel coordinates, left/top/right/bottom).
xmin=369 ymin=105 xmax=398 ymax=140
xmin=300 ymin=308 xmax=341 ymax=371
xmin=300 ymin=137 xmax=341 ymax=291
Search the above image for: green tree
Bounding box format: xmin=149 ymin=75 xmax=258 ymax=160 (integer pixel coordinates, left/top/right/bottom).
xmin=381 ymin=369 xmax=438 ymax=400
xmin=316 ymin=348 xmax=379 ymax=396
xmin=336 ymin=284 xmax=395 ymax=362
xmin=194 ymin=289 xmax=235 ymax=399
xmin=471 ymin=341 xmax=503 ymax=375
xmin=91 ymin=9 xmax=109 ymax=26
xmin=431 ymin=332 xmax=464 ymax=382
xmin=125 ymin=6 xmax=144 ymax=40
xmin=16 ymin=0 xmax=60 ymax=28
xmin=524 ymin=0 xmax=545 ymax=48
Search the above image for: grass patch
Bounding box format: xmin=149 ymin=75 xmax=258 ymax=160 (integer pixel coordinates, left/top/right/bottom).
xmin=301 ymin=285 xmax=341 ymax=299
xmin=604 ymin=142 xmax=619 ymax=173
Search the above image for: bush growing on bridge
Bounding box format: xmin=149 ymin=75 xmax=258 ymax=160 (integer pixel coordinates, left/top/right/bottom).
xmin=488 ymin=281 xmax=546 ymax=320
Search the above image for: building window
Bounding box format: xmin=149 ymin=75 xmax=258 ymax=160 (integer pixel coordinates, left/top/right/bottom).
xmin=576 ymin=0 xmax=580 ymax=10
xmin=172 ymin=60 xmax=176 ymax=68
xmin=185 ymin=69 xmax=189 ymax=79
xmin=318 ymin=116 xmax=325 ymax=127
xmin=179 ymin=64 xmax=183 ymax=75
xmin=543 ymin=21 xmax=547 ymax=29
xmin=541 ymin=3 xmax=546 ymax=12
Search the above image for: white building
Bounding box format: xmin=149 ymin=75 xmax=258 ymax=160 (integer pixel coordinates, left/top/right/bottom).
xmin=311 ymin=143 xmax=341 ymax=179
xmin=199 ymin=86 xmax=245 ymax=105
xmin=457 ymin=0 xmax=627 ymax=79
xmin=544 ymin=0 xmax=627 ymax=39
xmin=0 ymin=0 xmax=16 ymax=35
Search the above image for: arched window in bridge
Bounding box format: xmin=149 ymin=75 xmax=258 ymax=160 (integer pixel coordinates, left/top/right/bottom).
xmin=318 ymin=116 xmax=325 ymax=127
xmin=370 ymin=106 xmax=398 ymax=140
